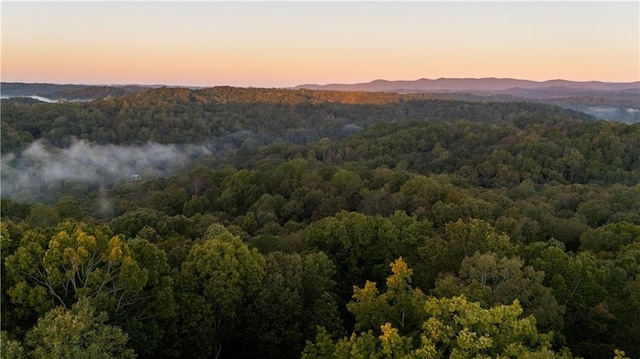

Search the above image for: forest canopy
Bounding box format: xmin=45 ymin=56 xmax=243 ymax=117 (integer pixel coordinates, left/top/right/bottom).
xmin=1 ymin=86 xmax=639 ymax=359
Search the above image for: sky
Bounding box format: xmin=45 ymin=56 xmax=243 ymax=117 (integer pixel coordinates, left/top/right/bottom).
xmin=1 ymin=1 xmax=639 ymax=87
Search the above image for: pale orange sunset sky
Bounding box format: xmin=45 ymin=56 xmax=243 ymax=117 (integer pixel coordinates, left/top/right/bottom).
xmin=2 ymin=1 xmax=639 ymax=87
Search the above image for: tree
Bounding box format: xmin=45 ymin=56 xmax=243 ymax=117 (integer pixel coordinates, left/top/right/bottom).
xmin=302 ymin=323 xmax=414 ymax=359
xmin=329 ymin=169 xmax=364 ymax=210
xmin=398 ymin=175 xmax=447 ymax=215
xmin=303 ymin=260 xmax=562 ymax=359
xmin=3 ymin=222 xmax=174 ymax=356
xmin=244 ymin=251 xmax=342 ymax=359
xmin=109 ymin=209 xmax=166 ymax=240
xmin=174 ymin=224 xmax=265 ymax=358
xmin=610 ymin=276 xmax=640 ymax=358
xmin=23 ymin=297 xmax=136 ymax=359
xmin=1 ymin=199 xmax=32 ymax=222
xmin=267 ymin=158 xmax=309 ymax=198
xmin=326 ymin=304 xmax=555 ymax=359
xmin=531 ymin=246 xmax=615 ymax=358
xmin=25 ymin=203 xmax=60 ymax=229
xmin=415 ymin=219 xmax=515 ymax=290
xmin=433 ymin=252 xmax=564 ymax=334
xmin=217 ymin=169 xmax=264 ymax=217
xmin=5 ymin=222 xmax=147 ymax=313
xmin=577 ymin=200 xmax=612 ymax=227
xmin=55 ymin=195 xmax=86 ymax=221
xmin=117 ymin=238 xmax=175 ymax=358
xmin=0 ymin=331 xmax=25 ymax=359
xmin=305 ymin=211 xmax=430 ymax=301
xmin=559 ymin=147 xmax=585 ymax=183
xmin=580 ymin=222 xmax=640 ymax=258
xmin=418 ymin=296 xmax=557 ymax=359
xmin=348 ymin=258 xmax=428 ymax=340
xmin=1 ymin=225 xmax=51 ymax=337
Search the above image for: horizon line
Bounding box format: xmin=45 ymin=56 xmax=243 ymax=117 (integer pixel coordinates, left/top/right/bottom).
xmin=3 ymin=76 xmax=640 ymax=89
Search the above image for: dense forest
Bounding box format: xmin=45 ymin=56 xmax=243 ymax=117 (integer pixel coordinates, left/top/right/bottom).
xmin=2 ymin=86 xmax=597 ymax=152
xmin=1 ymin=87 xmax=639 ymax=359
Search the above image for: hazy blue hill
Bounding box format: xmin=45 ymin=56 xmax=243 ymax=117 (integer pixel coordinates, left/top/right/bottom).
xmin=296 ymin=78 xmax=538 ymax=92
xmin=295 ymin=77 xmax=640 ymax=93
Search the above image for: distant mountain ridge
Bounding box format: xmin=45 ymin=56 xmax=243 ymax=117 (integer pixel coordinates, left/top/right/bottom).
xmin=295 ymin=77 xmax=640 ymax=93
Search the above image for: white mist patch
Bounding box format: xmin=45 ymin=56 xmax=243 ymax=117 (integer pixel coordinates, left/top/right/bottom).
xmin=0 ymin=95 xmax=59 ymax=103
xmin=1 ymin=139 xmax=214 ymax=200
xmin=586 ymin=106 xmax=618 ymax=114
xmin=27 ymin=95 xmax=59 ymax=103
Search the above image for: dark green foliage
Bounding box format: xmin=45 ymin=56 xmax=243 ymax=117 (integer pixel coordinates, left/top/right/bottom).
xmin=172 ymin=225 xmax=265 ymax=358
xmin=305 ymin=211 xmax=431 ymax=301
xmin=2 ymin=88 xmax=639 ymax=358
xmin=243 ymin=252 xmax=342 ymax=359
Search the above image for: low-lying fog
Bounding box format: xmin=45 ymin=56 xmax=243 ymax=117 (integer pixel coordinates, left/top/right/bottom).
xmin=1 ymin=139 xmax=214 ymax=202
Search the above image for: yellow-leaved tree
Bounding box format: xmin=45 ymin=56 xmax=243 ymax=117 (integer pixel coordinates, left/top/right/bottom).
xmin=303 ymin=257 xmax=568 ymax=359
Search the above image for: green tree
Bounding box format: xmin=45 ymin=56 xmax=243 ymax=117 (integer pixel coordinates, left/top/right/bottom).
xmin=55 ymin=196 xmax=86 ymax=221
xmin=267 ymin=158 xmax=309 ymax=198
xmin=418 ymin=296 xmax=557 ymax=359
xmin=217 ymin=169 xmax=264 ymax=217
xmin=25 ymin=203 xmax=60 ymax=229
xmin=532 ymin=246 xmax=614 ymax=358
xmin=3 ymin=222 xmax=174 ymax=355
xmin=1 ymin=225 xmax=50 ymax=337
xmin=577 ymin=200 xmax=612 ymax=227
xmin=118 ymin=238 xmax=175 ymax=358
xmin=580 ymin=222 xmax=640 ymax=258
xmin=305 ymin=211 xmax=430 ymax=301
xmin=398 ymin=175 xmax=447 ymax=215
xmin=303 ymin=323 xmax=414 ymax=359
xmin=23 ymin=297 xmax=136 ymax=359
xmin=174 ymin=224 xmax=265 ymax=358
xmin=303 ymin=260 xmax=562 ymax=359
xmin=109 ymin=209 xmax=165 ymax=240
xmin=416 ymin=219 xmax=515 ymax=290
xmin=329 ymin=169 xmax=364 ymax=210
xmin=433 ymin=252 xmax=564 ymax=334
xmin=244 ymin=251 xmax=342 ymax=359
xmin=1 ymin=199 xmax=32 ymax=222
xmin=5 ymin=223 xmax=146 ymax=314
xmin=0 ymin=331 xmax=26 ymax=359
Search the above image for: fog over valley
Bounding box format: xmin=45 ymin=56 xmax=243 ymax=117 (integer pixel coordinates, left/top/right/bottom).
xmin=0 ymin=95 xmax=60 ymax=103
xmin=1 ymin=139 xmax=214 ymax=202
